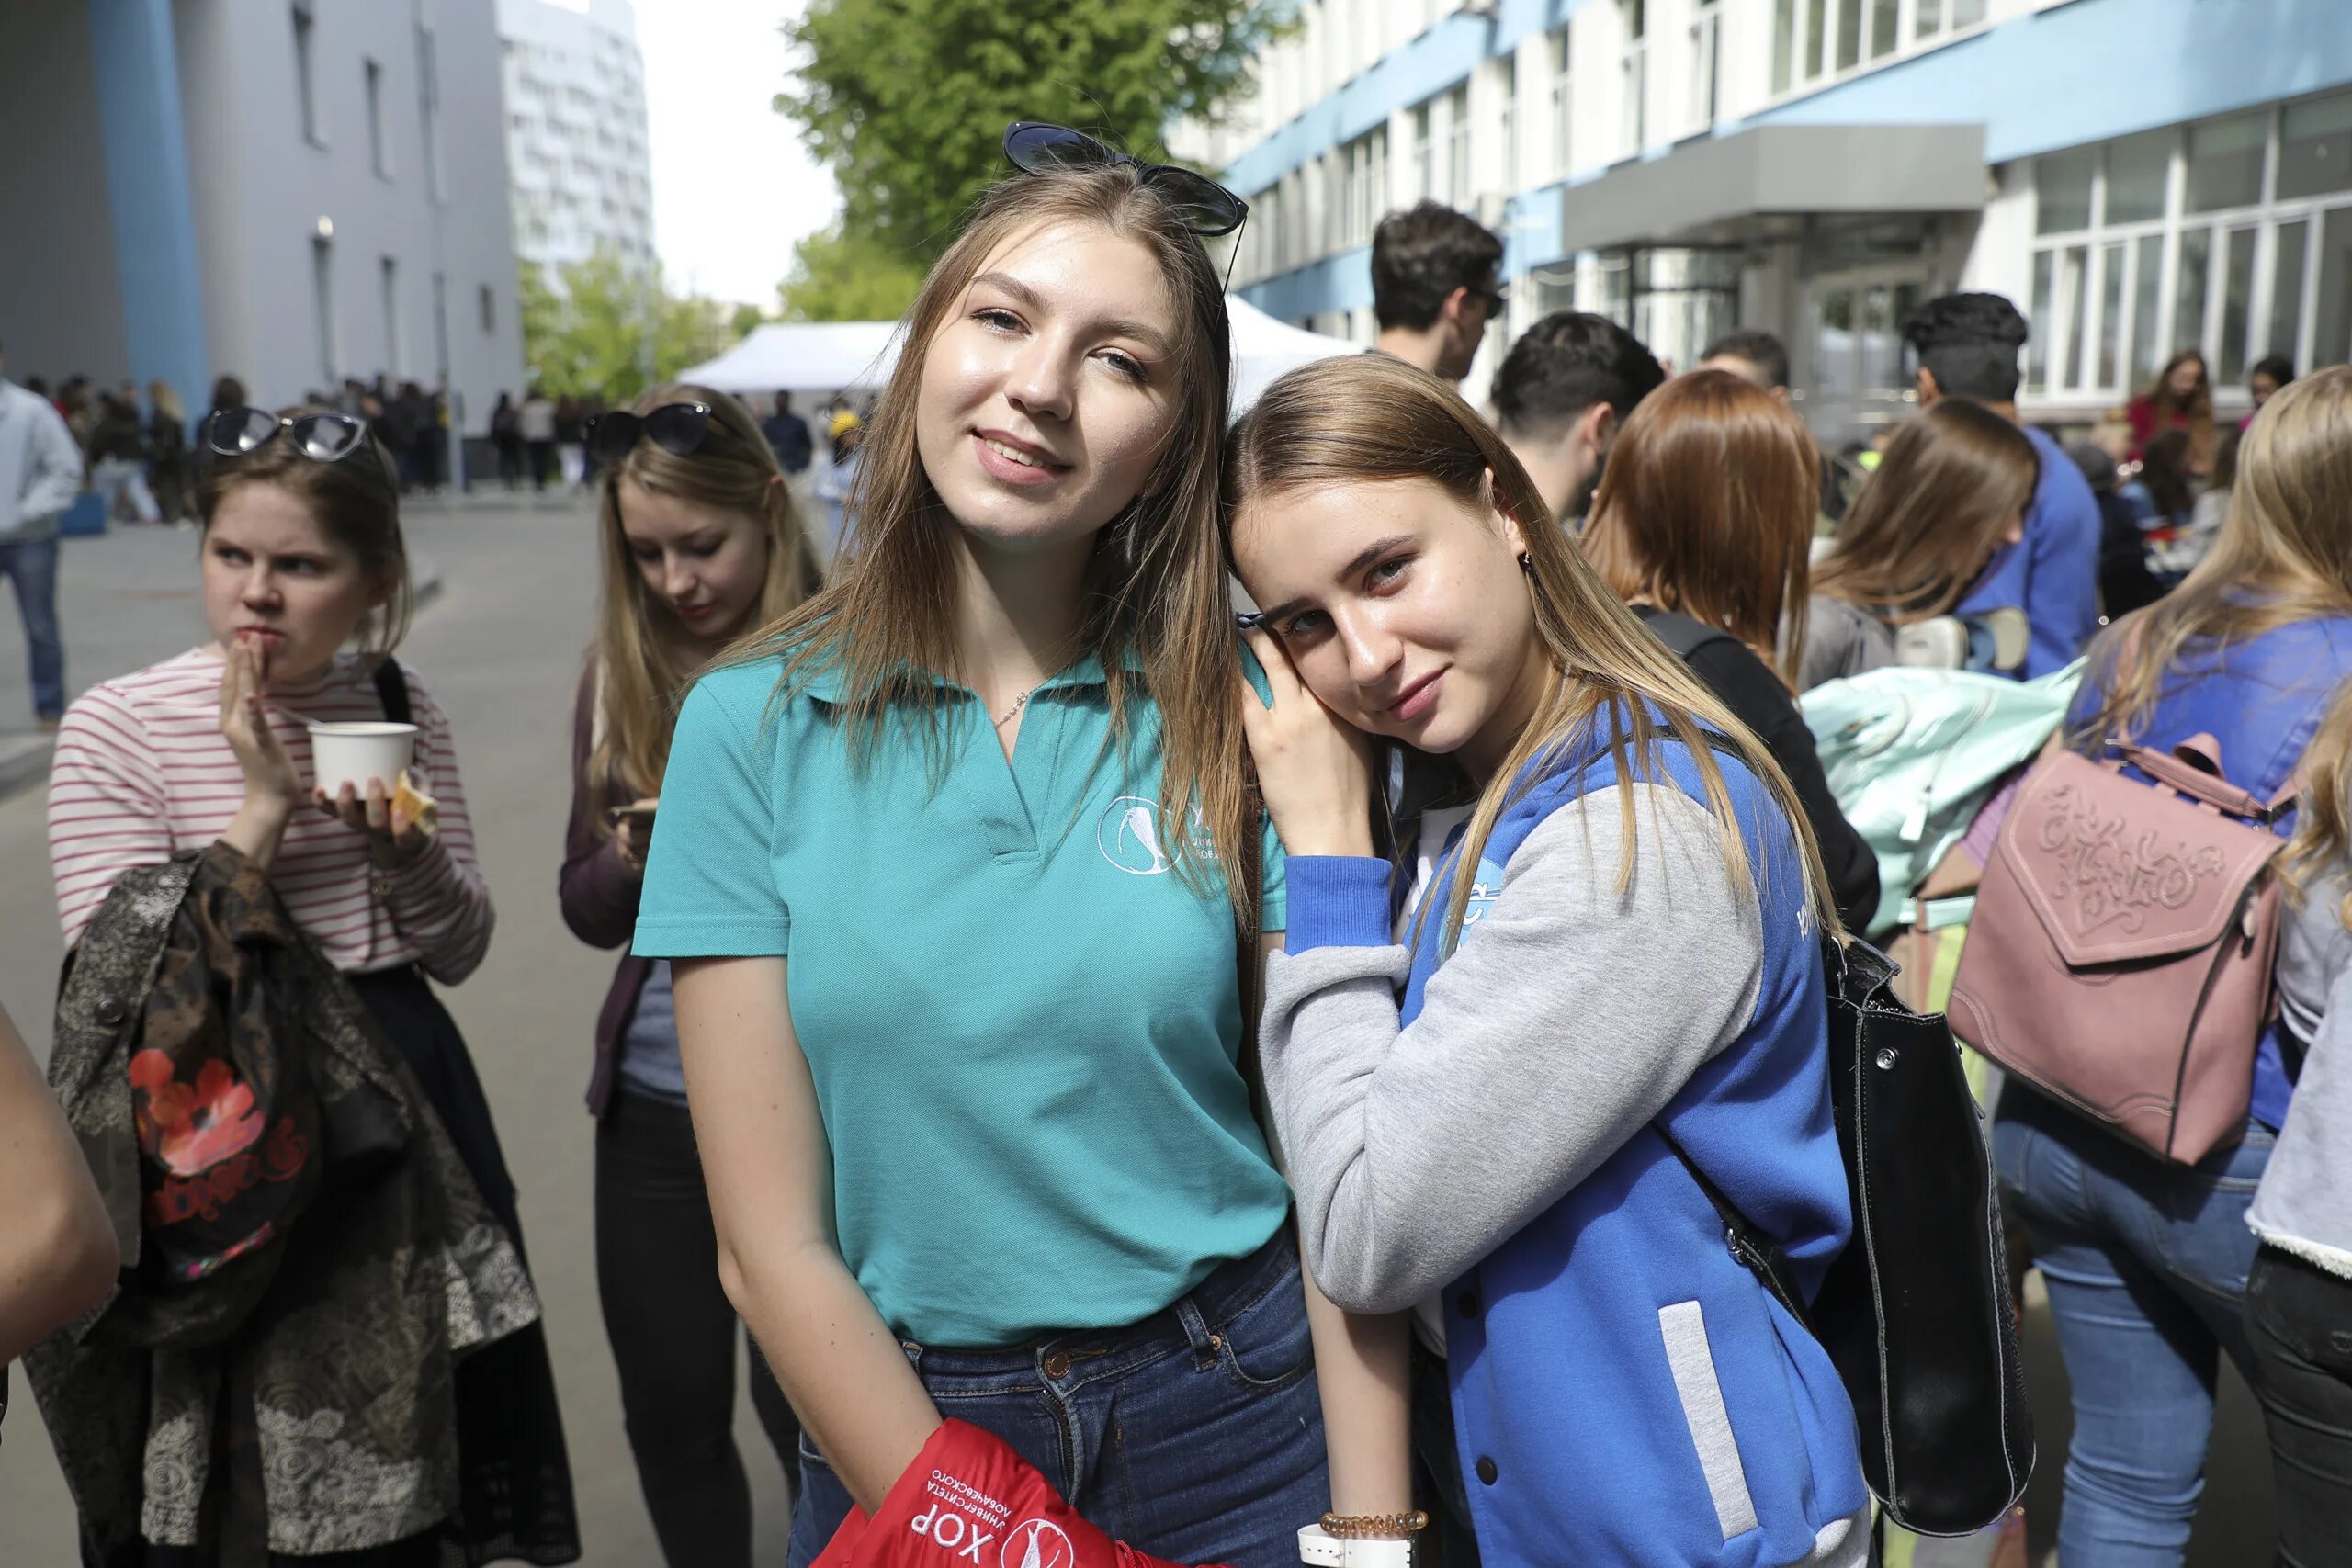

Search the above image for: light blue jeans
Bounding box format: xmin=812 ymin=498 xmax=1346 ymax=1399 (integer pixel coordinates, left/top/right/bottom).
xmin=786 ymin=1232 xmax=1328 ymax=1568
xmin=0 ymin=535 xmax=63 ymax=717
xmin=1993 ymin=1085 xmax=2274 ymax=1567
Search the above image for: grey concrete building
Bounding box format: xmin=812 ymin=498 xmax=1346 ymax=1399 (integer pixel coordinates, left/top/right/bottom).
xmin=0 ymin=0 xmax=526 ymax=438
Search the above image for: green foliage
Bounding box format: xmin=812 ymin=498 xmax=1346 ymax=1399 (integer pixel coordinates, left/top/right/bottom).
xmin=775 ymin=224 xmax=928 ymax=322
xmin=518 ymin=247 xmax=741 ymax=401
xmin=777 ymin=0 xmax=1291 ymax=264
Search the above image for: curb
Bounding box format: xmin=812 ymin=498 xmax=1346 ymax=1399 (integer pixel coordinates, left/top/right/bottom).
xmin=0 ymin=562 xmax=447 ymax=807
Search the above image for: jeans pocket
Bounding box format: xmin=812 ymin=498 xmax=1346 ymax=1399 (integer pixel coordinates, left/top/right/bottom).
xmin=797 ymin=1428 xmax=833 ymax=1472
xmin=1215 ymin=1266 xmax=1315 ymax=1393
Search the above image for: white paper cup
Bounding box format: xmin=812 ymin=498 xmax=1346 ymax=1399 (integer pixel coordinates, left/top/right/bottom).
xmin=308 ymin=722 xmax=418 ymax=799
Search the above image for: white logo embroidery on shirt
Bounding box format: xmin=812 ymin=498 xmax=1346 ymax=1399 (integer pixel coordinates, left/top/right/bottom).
xmin=1098 ymin=795 xmax=1175 ymax=875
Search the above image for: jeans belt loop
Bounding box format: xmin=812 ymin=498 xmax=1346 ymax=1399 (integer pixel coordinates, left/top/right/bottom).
xmin=1173 ymin=1293 xmax=1219 ymax=1370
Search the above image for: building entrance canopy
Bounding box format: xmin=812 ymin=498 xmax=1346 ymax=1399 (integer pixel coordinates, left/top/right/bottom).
xmin=1558 ymin=123 xmax=1989 ymax=255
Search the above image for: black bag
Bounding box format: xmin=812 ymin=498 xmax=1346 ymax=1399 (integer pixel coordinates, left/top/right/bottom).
xmin=1665 ymin=937 xmax=2034 ymax=1536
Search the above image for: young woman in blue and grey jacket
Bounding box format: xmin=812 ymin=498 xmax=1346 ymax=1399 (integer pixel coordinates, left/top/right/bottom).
xmin=1223 ymin=354 xmax=1870 ymax=1568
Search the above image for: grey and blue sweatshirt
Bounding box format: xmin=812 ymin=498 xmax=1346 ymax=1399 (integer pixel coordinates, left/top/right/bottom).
xmin=1262 ymin=716 xmax=1870 ymax=1568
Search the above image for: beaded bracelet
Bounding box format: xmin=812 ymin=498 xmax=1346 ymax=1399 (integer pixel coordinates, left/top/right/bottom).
xmin=1318 ymin=1513 xmax=1429 ymax=1540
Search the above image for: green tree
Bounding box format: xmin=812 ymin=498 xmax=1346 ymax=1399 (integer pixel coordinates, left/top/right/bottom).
xmin=518 ymin=247 xmax=740 ymax=401
xmin=778 ymin=0 xmax=1290 ymax=265
xmin=775 ymin=223 xmax=928 ymax=322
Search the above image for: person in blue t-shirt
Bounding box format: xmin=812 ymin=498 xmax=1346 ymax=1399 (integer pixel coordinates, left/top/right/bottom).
xmin=1221 ymin=351 xmax=1868 ymax=1568
xmin=630 ymin=130 xmax=1365 ymax=1568
xmin=1903 ymin=292 xmax=2101 ymax=677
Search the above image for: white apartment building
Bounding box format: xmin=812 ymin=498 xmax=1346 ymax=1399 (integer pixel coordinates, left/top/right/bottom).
xmin=1181 ymin=0 xmax=2352 ymax=440
xmin=497 ymin=0 xmax=656 ymax=277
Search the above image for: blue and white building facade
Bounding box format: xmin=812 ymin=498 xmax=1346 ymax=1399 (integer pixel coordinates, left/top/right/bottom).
xmin=1179 ymin=0 xmax=2352 ymax=441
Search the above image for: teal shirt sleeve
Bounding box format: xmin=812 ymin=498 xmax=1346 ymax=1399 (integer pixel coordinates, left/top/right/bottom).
xmin=634 ymin=667 xmax=790 ymax=957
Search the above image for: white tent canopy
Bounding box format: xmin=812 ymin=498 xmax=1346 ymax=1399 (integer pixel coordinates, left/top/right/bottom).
xmin=674 ymin=297 xmax=1354 ymax=414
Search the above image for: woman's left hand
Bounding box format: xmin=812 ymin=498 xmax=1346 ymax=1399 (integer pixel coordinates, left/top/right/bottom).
xmin=317 ymin=778 xmax=434 ymax=869
xmin=1238 ymin=628 xmax=1377 ymax=859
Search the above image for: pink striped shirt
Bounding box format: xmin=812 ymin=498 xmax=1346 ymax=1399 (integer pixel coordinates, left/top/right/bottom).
xmin=48 ymin=647 xmax=494 ymax=980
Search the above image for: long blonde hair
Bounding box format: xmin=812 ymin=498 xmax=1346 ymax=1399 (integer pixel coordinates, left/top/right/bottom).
xmin=2281 ymin=678 xmax=2352 ymax=931
xmin=591 ymin=383 xmax=820 ymax=813
xmin=1224 ymin=355 xmax=1838 ymax=953
xmin=1577 ymin=369 xmax=1819 ymax=685
xmin=2072 ymin=365 xmax=2352 ymax=755
xmin=720 ymin=164 xmax=1258 ymax=925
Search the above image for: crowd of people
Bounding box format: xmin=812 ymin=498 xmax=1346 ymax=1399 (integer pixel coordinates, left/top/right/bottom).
xmin=3 ymin=120 xmax=2349 ymax=1568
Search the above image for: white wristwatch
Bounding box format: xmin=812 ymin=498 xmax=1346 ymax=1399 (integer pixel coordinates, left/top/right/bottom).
xmin=1298 ymin=1526 xmax=1414 ymax=1568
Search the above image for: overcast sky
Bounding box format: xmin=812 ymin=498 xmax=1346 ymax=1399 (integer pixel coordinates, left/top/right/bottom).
xmin=638 ymin=0 xmax=839 ymax=307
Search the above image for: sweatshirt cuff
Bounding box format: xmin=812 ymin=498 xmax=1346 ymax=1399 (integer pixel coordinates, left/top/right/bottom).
xmin=1283 ymin=857 xmax=1394 ymax=953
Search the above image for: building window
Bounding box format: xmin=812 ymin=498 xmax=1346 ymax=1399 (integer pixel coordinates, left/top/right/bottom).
xmin=311 ymin=237 xmax=337 ymax=385
xmin=1689 ymin=1 xmax=1721 ymax=135
xmin=292 ymin=2 xmax=322 ymax=146
xmin=1550 ymin=25 xmax=1573 ymax=179
xmin=2026 ymin=91 xmax=2352 ymax=404
xmin=417 ymin=22 xmax=446 ymax=204
xmin=365 ymin=60 xmax=391 ymax=179
xmin=380 ymin=257 xmax=401 ymax=376
xmin=1413 ymin=101 xmax=1435 ymax=201
xmin=1340 ymin=128 xmax=1387 ymax=248
xmin=480 ymin=284 xmax=496 ymax=335
xmin=1774 ymin=0 xmax=1985 ymax=99
xmin=1618 ymin=0 xmax=1645 ymax=157
xmin=1444 ymin=85 xmax=1471 ymax=204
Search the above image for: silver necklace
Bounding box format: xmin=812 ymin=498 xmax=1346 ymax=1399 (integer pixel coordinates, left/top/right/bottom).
xmin=993 ymin=685 xmax=1042 ymax=727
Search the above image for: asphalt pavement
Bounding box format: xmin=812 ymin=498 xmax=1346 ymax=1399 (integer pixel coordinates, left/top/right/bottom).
xmin=0 ymin=496 xmax=2277 ymax=1566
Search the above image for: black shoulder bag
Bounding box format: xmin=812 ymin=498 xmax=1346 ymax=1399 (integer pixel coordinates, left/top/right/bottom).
xmin=1643 ymin=609 xmax=2036 ymax=1537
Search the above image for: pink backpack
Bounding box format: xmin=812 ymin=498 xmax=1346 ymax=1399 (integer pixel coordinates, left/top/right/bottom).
xmin=1949 ymin=735 xmax=2292 ymax=1164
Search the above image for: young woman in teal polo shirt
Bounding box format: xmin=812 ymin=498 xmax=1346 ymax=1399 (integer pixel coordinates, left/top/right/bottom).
xmin=635 ymin=130 xmax=1378 ymax=1568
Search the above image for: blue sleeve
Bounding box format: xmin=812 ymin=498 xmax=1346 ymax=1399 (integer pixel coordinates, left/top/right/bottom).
xmin=1961 ymin=432 xmax=2102 ymax=680
xmin=634 ymin=667 xmax=791 ymax=957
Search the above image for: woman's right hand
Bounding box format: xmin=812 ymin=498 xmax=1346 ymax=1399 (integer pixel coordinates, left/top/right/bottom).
xmin=220 ymin=638 xmax=302 ymax=810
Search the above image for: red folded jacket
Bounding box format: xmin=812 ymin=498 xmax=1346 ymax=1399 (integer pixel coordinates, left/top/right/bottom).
xmin=812 ymin=1419 xmax=1225 ymax=1568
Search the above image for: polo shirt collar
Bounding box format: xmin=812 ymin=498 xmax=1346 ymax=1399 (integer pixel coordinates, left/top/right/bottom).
xmin=797 ymin=642 xmax=1148 ymax=705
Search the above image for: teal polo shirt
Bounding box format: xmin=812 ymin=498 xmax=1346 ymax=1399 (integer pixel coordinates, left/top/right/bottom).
xmin=633 ymin=647 xmax=1292 ymax=1347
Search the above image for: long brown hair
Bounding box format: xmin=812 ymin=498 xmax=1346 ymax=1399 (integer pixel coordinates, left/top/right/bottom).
xmin=1577 ymin=368 xmax=1819 ymax=684
xmin=590 ymin=384 xmax=820 ymax=814
xmin=2073 ymin=365 xmax=2352 ymax=754
xmin=1813 ymin=398 xmax=2039 ymax=623
xmin=198 ymin=405 xmax=413 ymax=660
xmin=2143 ymin=348 xmax=2217 ymax=470
xmin=2281 ymin=677 xmax=2352 ymax=931
xmin=1224 ymin=354 xmax=1838 ymax=952
xmin=720 ymin=164 xmax=1256 ymax=924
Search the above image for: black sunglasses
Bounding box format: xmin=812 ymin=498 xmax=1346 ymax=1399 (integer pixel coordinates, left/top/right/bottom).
xmin=1002 ymin=122 xmax=1250 ymax=238
xmin=206 ymin=406 xmax=370 ymax=463
xmin=584 ymin=401 xmax=717 ymax=468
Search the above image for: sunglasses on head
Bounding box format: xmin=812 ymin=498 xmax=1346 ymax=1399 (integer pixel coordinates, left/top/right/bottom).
xmin=584 ymin=401 xmax=717 ymax=468
xmin=1002 ymin=122 xmax=1250 ymax=238
xmin=206 ymin=406 xmax=371 ymax=463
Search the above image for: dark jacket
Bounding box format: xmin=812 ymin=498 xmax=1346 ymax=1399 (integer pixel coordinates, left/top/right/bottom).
xmin=1634 ymin=607 xmax=1882 ymax=933
xmin=26 ymin=844 xmax=538 ymax=1562
xmin=560 ymin=658 xmax=653 ymax=1116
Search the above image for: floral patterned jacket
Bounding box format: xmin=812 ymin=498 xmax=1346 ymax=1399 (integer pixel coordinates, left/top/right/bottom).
xmin=24 ymin=843 xmax=538 ymax=1561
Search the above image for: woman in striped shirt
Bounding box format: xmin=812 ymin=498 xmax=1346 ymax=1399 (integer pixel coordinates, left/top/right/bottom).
xmin=45 ymin=406 xmax=579 ymax=1566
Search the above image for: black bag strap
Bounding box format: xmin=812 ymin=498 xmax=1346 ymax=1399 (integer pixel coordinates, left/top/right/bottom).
xmin=1656 ymin=1122 xmax=1812 ymax=1325
xmin=371 ymin=657 xmax=412 ymax=727
xmin=1641 ymin=607 xmax=1742 ymax=665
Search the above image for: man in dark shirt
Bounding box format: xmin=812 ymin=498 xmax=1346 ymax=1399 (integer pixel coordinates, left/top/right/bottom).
xmin=762 ymin=391 xmax=813 ymax=476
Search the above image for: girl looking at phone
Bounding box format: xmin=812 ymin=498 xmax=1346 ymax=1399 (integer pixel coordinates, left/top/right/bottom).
xmin=560 ymin=383 xmax=820 ymax=1568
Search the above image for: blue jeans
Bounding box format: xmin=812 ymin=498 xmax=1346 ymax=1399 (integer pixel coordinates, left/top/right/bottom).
xmin=1993 ymin=1085 xmax=2274 ymax=1567
xmin=786 ymin=1232 xmax=1329 ymax=1568
xmin=0 ymin=535 xmax=63 ymax=717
